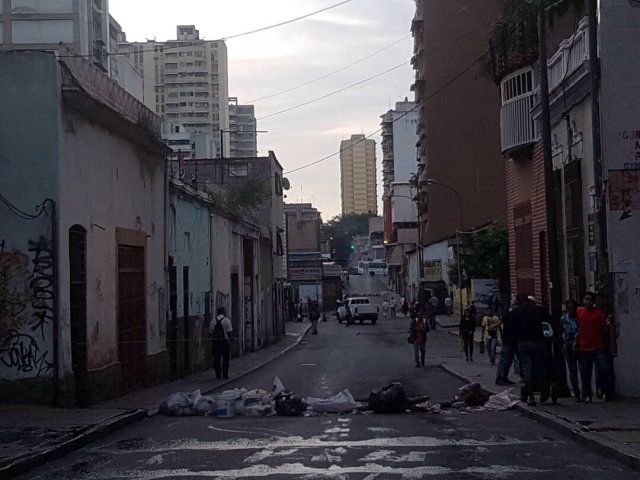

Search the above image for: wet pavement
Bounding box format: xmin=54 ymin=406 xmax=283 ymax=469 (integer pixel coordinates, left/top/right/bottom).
xmin=16 ymin=275 xmax=638 ymax=479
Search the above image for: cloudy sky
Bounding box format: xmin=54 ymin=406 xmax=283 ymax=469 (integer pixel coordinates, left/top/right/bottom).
xmin=109 ymin=0 xmax=416 ymax=219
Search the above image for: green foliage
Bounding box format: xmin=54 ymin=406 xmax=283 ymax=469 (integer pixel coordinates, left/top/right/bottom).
xmin=222 ymin=177 xmax=270 ymax=216
xmin=322 ymin=214 xmax=372 ymax=266
xmin=448 ymin=225 xmax=510 ymax=292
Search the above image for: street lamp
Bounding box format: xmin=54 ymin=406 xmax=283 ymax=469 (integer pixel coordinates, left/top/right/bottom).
xmin=219 ymin=128 xmax=268 ymax=158
xmin=419 ymin=177 xmax=465 ymax=318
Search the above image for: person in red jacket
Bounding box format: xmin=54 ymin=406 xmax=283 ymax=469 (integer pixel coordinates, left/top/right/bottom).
xmin=576 ymin=292 xmax=612 ymax=402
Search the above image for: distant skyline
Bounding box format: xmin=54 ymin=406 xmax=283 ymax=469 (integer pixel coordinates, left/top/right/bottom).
xmin=110 ymin=0 xmax=415 ymax=219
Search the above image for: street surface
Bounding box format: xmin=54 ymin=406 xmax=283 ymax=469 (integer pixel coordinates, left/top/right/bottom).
xmin=19 ymin=275 xmax=636 ymax=479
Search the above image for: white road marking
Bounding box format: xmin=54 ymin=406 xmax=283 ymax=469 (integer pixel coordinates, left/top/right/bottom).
xmin=88 ymin=463 xmax=550 ymax=479
xmin=100 ymin=434 xmax=554 ymax=454
xmin=244 ymin=448 xmax=300 ymax=464
xmin=145 ymin=454 xmax=164 ymax=466
xmin=367 ymin=427 xmax=398 ymax=433
xmin=358 ymin=450 xmax=431 ymax=463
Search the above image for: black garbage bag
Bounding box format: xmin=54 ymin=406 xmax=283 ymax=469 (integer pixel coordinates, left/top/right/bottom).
xmin=275 ymin=391 xmax=307 ymax=416
xmin=368 ymin=382 xmax=407 ymax=413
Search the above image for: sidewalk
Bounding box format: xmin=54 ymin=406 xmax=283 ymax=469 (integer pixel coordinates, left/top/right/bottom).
xmin=0 ymin=322 xmax=310 ymax=479
xmin=432 ymin=316 xmax=640 ymax=471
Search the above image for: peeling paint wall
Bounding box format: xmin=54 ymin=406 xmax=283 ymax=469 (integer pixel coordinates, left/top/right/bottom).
xmin=0 ymin=52 xmax=61 ymax=402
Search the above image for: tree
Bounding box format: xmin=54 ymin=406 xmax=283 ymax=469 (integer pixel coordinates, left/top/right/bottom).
xmin=448 ymin=225 xmax=510 ymax=293
xmin=322 ymin=214 xmax=371 ymax=266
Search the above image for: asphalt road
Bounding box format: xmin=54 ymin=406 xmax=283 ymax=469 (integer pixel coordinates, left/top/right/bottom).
xmin=20 ymin=274 xmax=636 ymax=479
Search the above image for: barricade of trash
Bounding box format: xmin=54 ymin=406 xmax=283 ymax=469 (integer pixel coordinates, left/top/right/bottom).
xmin=160 ymin=379 xmax=436 ymax=418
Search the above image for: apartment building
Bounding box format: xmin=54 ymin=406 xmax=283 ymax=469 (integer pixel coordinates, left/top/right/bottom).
xmin=380 ymin=98 xmax=419 ymax=242
xmin=340 ymin=134 xmax=377 ymax=215
xmin=229 ymin=97 xmax=258 ymax=158
xmin=412 ymin=0 xmax=505 ymax=245
xmin=120 ymin=25 xmax=230 ymax=155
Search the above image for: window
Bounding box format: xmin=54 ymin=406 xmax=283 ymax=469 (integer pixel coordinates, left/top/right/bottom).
xmin=274 ymin=173 xmax=283 ymax=196
xmin=228 ymin=163 xmax=248 ymax=177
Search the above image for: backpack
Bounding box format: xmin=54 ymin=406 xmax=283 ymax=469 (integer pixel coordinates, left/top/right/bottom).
xmin=212 ymin=318 xmax=227 ymax=345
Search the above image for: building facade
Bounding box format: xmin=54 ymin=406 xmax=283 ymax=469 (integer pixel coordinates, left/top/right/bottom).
xmin=229 ymin=97 xmax=257 ymax=158
xmin=412 ymin=0 xmax=506 ymax=245
xmin=120 ymin=25 xmax=230 ymax=155
xmin=0 ymin=51 xmax=170 ymax=406
xmin=340 ymin=134 xmax=377 ymax=215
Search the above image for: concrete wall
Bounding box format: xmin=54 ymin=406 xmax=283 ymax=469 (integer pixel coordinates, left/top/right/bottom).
xmin=169 ymin=187 xmax=212 ymax=374
xmin=0 ymin=52 xmax=61 ymax=403
xmin=600 ymin=0 xmax=640 ymax=396
xmin=391 ymin=183 xmax=417 ymax=224
xmin=423 ymin=239 xmax=451 ymax=286
xmin=392 ymin=112 xmax=419 ymax=183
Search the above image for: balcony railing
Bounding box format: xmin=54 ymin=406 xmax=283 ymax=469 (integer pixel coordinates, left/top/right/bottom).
xmin=547 ymin=18 xmax=589 ymax=93
xmin=500 ymin=67 xmax=536 ymax=153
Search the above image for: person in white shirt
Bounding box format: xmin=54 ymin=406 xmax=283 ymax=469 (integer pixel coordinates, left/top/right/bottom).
xmin=382 ymin=300 xmax=390 ymax=317
xmin=210 ymin=307 xmax=233 ymax=379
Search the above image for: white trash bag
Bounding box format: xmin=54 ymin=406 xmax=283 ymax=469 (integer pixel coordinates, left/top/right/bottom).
xmin=305 ymin=389 xmax=361 ymax=414
xmin=484 ymin=389 xmax=521 ymax=411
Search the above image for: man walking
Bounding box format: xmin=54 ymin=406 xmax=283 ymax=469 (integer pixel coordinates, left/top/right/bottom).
xmin=576 ymin=292 xmax=613 ymax=402
xmin=495 ymin=303 xmax=517 ymax=386
xmin=510 ymin=294 xmax=549 ymax=406
xmin=481 ymin=308 xmax=502 ymax=365
xmin=382 ymin=299 xmax=390 ymax=318
xmin=390 ymin=298 xmax=397 ymax=317
xmin=444 ymin=296 xmax=453 ymax=316
xmin=309 ymin=300 xmax=321 ymax=335
xmin=409 ymin=312 xmax=429 ymax=367
xmin=210 ymin=307 xmax=233 ymax=380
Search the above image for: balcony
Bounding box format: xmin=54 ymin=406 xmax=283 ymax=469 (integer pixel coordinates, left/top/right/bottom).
xmin=547 ymin=18 xmax=589 ymax=93
xmin=500 ymin=67 xmax=536 ymax=154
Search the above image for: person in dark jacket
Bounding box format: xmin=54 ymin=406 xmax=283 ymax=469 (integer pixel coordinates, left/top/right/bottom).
xmin=409 ymin=314 xmax=430 ymax=367
xmin=495 ymin=304 xmax=517 ymax=386
xmin=459 ymin=309 xmax=476 ymax=362
xmin=510 ymin=293 xmax=550 ymax=406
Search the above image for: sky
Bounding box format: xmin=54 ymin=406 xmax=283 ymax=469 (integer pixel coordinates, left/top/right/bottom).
xmin=109 ymin=0 xmax=416 ymax=219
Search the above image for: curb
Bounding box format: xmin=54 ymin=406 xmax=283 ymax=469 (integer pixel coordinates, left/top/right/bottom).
xmin=438 ymin=363 xmax=640 ymax=472
xmin=202 ymin=324 xmax=311 ymax=396
xmin=0 ymin=408 xmax=147 ymax=479
xmin=1 ymin=326 xmax=311 ymax=479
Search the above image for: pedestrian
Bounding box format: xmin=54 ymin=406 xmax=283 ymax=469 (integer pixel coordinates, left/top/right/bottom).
xmin=382 ymin=299 xmax=390 ymax=318
xmin=426 ymin=302 xmax=436 ymax=331
xmin=510 ymin=293 xmax=549 ymax=406
xmin=287 ymin=298 xmax=296 ymax=322
xmin=401 ymin=299 xmax=409 ymax=317
xmin=390 ymin=298 xmax=397 ymax=317
xmin=345 ymin=302 xmax=353 ymax=327
xmin=429 ymin=294 xmax=439 ymax=312
xmin=562 ymin=298 xmax=582 ymax=402
xmin=576 ymin=291 xmax=613 ymax=402
xmin=468 ymin=301 xmax=477 ymax=321
xmin=444 ymin=296 xmax=453 ymax=316
xmin=481 ymin=308 xmax=502 ymax=365
xmin=459 ymin=309 xmax=475 ymax=362
xmin=495 ymin=302 xmax=517 ymax=386
xmin=409 ymin=312 xmax=429 ymax=367
xmin=210 ymin=307 xmax=233 ymax=380
xmin=309 ymin=300 xmax=321 ymax=335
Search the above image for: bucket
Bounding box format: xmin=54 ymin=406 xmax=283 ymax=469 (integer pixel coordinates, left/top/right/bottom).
xmin=216 ymin=399 xmax=235 ymax=418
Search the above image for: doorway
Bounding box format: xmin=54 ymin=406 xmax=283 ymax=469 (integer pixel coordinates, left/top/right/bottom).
xmin=69 ymin=226 xmax=87 ymax=406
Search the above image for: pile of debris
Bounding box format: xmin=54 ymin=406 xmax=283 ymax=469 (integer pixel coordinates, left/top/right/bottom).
xmin=159 ymin=380 xmax=519 ymax=419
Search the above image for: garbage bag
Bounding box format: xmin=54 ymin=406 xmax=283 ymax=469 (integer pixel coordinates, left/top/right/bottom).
xmin=272 ymin=376 xmax=286 ymax=397
xmin=160 ymin=390 xmax=202 ymax=416
xmin=243 ymin=388 xmax=271 ymax=405
xmin=368 ymin=382 xmax=407 ymax=413
xmin=195 ymin=395 xmax=217 ymax=416
xmin=244 ymin=403 xmax=274 ymax=416
xmin=455 ymin=382 xmax=491 ymax=407
xmin=484 ymin=389 xmax=521 ymax=411
xmin=215 ymin=388 xmax=245 ymax=401
xmin=275 ymin=392 xmax=307 ymax=416
xmin=305 ymin=389 xmax=360 ymax=413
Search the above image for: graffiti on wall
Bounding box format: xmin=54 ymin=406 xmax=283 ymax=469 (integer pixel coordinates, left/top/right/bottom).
xmin=28 ymin=236 xmax=55 ymax=339
xmin=0 ymin=235 xmax=55 ymax=378
xmin=0 ymin=329 xmax=53 ymax=376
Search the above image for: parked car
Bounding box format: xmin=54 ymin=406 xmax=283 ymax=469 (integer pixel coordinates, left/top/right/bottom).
xmin=337 ymin=297 xmax=379 ymax=324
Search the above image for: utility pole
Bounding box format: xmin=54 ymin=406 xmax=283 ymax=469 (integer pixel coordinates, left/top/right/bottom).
xmin=538 ymin=0 xmax=569 ymax=395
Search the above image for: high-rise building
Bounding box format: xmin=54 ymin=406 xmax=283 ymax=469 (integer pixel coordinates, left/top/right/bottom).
xmin=229 ymin=97 xmax=257 ymax=158
xmin=0 ymin=1 xmax=143 ymax=100
xmin=0 ymin=0 xmax=110 ymax=70
xmin=340 ymin=134 xmax=377 ymax=216
xmin=380 ymin=99 xmax=419 ymax=243
xmin=120 ymin=25 xmax=230 ymax=155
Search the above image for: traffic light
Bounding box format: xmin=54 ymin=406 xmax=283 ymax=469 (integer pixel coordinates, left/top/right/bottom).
xmin=350 ymin=243 xmax=355 ymax=251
